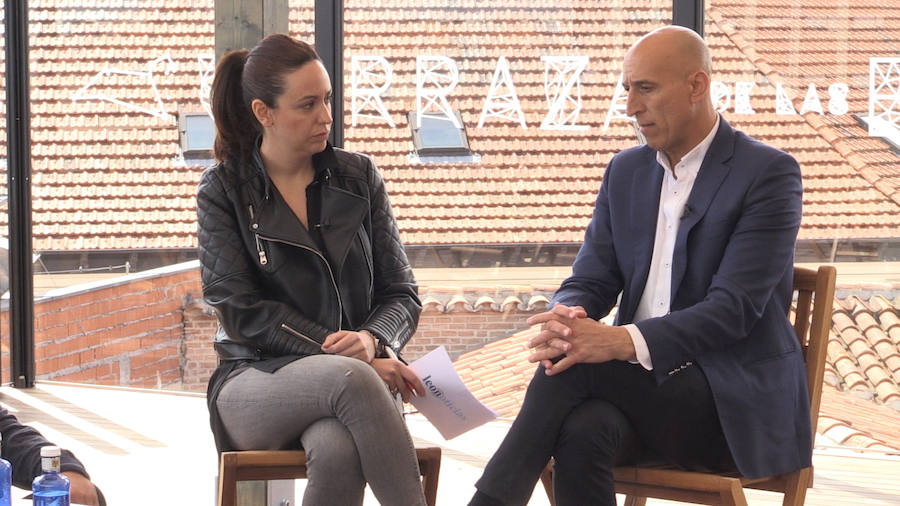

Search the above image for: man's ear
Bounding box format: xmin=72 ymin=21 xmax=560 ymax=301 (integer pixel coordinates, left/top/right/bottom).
xmin=689 ymin=70 xmax=710 ymax=104
xmin=251 ymin=99 xmax=273 ymax=127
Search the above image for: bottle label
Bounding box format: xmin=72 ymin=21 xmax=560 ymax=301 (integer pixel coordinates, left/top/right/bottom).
xmin=41 ymin=456 xmax=60 ymax=473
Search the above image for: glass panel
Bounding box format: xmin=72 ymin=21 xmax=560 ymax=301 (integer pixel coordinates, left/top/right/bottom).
xmin=7 ymin=1 xmax=309 ymax=388
xmin=343 ymin=1 xmax=672 ymax=361
xmin=344 ymin=1 xmax=672 ymax=273
xmin=184 ymin=114 xmax=215 ymax=152
xmin=289 ymin=1 xmax=315 ymax=42
xmin=416 ymin=114 xmax=466 ymax=150
xmin=706 ymin=0 xmax=900 ymax=263
xmin=19 ymin=1 xmax=210 ymax=386
xmin=0 ymin=2 xmax=7 ymax=384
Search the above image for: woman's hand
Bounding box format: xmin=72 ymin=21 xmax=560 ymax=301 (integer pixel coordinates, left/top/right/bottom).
xmin=370 ymin=358 xmax=426 ymax=403
xmin=321 ymin=330 xmax=376 ymax=363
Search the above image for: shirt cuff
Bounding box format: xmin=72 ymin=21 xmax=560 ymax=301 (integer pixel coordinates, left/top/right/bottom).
xmin=623 ymin=324 xmax=653 ymax=370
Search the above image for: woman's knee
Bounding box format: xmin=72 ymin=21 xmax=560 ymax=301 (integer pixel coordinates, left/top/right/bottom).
xmin=303 ymin=418 xmax=363 ymax=478
xmin=328 ymin=356 xmax=386 ymax=396
xmin=302 ymin=418 xmax=365 ymax=504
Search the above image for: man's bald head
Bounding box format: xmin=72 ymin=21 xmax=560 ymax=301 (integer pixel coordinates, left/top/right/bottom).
xmin=627 ymin=25 xmax=712 ymax=78
xmin=622 ymin=26 xmax=717 ymax=167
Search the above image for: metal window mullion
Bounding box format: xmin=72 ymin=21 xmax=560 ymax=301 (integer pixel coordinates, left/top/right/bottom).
xmin=315 ymin=0 xmax=344 ymax=148
xmin=672 ymin=0 xmax=704 ymax=36
xmin=4 ymin=0 xmax=36 ymax=388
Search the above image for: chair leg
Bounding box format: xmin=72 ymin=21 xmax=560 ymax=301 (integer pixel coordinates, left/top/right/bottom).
xmin=540 ymin=460 xmax=555 ymax=506
xmin=219 ymin=448 xmax=441 ymax=506
xmin=218 ymin=453 xmax=236 ymax=506
xmin=416 ymin=447 xmax=442 ymax=506
xmin=719 ymin=479 xmax=748 ymax=506
xmin=781 ymin=468 xmax=812 ymax=506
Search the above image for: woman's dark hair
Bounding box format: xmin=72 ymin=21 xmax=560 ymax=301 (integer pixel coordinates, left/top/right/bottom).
xmin=210 ymin=34 xmax=320 ymax=162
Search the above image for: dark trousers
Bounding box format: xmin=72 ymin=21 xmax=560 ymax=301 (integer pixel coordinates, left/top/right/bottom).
xmin=474 ymin=361 xmax=734 ymax=506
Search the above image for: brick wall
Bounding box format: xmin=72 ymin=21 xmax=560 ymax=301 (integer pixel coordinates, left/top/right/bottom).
xmin=0 ymin=263 xmax=551 ymax=391
xmin=181 ymin=295 xmax=220 ymax=392
xmin=403 ymin=309 xmax=533 ymax=362
xmin=0 ymin=263 xmax=205 ymax=389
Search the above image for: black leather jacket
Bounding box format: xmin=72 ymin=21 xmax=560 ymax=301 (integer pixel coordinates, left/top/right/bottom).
xmin=198 ymin=144 xmax=421 ymax=452
xmin=197 ymin=144 xmax=421 ymax=363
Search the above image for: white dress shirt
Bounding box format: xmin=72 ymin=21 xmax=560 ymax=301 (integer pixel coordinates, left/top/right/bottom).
xmin=623 ymin=116 xmax=721 ymax=370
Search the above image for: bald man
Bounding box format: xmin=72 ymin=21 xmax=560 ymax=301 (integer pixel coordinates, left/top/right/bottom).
xmin=469 ymin=26 xmax=807 ymax=506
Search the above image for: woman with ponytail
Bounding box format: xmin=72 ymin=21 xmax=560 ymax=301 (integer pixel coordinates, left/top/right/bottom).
xmin=197 ymin=34 xmax=428 ymax=505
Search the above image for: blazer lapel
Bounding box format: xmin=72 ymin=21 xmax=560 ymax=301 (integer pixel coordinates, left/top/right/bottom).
xmin=670 ymin=118 xmax=736 ymax=294
xmin=622 ymin=150 xmax=664 ymax=321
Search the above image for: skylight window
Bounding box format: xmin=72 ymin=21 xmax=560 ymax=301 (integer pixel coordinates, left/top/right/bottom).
xmin=853 ymin=114 xmax=900 ymax=154
xmin=407 ymin=111 xmax=473 ymax=157
xmin=178 ymin=112 xmax=215 ymax=159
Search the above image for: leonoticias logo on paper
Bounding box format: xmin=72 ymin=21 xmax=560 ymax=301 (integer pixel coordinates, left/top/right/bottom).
xmin=422 ymin=375 xmax=467 ymax=421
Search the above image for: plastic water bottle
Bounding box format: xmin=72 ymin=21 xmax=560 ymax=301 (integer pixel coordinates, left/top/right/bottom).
xmin=0 ymin=434 xmax=11 ymax=506
xmin=32 ymin=446 xmax=69 ymax=506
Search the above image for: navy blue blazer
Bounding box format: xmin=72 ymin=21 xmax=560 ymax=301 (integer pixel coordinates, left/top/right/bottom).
xmin=553 ymin=117 xmax=809 ymax=479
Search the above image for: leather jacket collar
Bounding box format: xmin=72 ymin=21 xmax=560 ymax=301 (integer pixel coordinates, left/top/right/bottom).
xmin=251 ymin=137 xmax=341 ymax=201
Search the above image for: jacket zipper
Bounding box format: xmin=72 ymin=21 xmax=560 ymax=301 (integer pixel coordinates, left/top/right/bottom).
xmin=256 ymin=233 xmax=343 ymax=331
xmin=280 ymin=323 xmax=321 ymax=347
xmin=397 ymin=319 xmax=410 ymax=339
xmin=357 ymin=231 xmax=374 ymax=310
xmin=248 ymin=205 xmax=268 ymax=265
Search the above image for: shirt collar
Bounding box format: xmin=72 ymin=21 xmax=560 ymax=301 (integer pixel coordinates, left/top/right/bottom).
xmin=656 ymin=114 xmax=721 ymax=177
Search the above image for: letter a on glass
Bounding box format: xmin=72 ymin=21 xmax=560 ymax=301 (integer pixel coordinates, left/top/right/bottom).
xmin=478 ymin=56 xmax=527 ymax=128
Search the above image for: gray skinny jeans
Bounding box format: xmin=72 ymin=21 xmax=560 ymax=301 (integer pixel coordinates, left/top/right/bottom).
xmin=216 ymin=354 xmax=427 ymax=506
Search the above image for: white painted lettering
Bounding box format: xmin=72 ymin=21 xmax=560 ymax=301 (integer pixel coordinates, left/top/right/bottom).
xmin=352 ymin=56 xmax=396 ymax=127
xmin=478 ymin=56 xmax=527 ymax=128
xmin=416 ymin=55 xmax=461 ymax=128
xmin=540 ymin=56 xmax=589 ymax=130
xmin=800 ymin=83 xmax=824 ymax=114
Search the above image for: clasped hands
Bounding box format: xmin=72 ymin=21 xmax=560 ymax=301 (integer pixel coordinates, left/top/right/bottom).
xmin=526 ymin=303 xmax=636 ymax=375
xmin=321 ymin=330 xmax=425 ymax=402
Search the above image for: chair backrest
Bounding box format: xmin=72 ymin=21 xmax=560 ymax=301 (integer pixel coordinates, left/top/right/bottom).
xmin=790 ymin=265 xmax=837 ymax=432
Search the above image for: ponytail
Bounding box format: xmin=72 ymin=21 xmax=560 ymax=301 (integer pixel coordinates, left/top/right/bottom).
xmin=210 ymin=35 xmax=320 ymax=163
xmin=211 ymin=49 xmax=259 ymax=163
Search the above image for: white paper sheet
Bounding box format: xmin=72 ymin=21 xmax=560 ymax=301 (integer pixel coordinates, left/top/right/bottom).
xmin=408 ymin=346 xmax=497 ymax=439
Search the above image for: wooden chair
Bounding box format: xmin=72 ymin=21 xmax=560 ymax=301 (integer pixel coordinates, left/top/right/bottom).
xmin=218 ymin=446 xmax=442 ymax=506
xmin=540 ymin=265 xmax=837 ymax=506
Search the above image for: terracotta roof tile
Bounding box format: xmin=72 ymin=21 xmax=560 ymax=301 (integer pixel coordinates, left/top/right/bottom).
xmin=455 ymin=284 xmax=900 ymax=451
xmin=0 ymin=1 xmax=896 ymax=250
